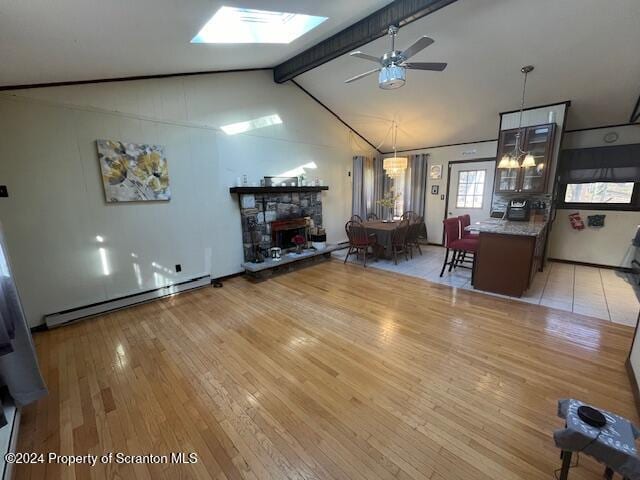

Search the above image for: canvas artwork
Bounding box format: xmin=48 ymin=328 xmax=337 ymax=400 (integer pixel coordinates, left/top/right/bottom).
xmin=97 ymin=140 xmax=171 ymax=202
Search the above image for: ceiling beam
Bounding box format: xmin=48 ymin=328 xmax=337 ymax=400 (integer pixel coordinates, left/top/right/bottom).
xmin=273 ymin=0 xmax=458 ymax=83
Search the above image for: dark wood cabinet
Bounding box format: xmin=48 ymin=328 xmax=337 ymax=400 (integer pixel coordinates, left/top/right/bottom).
xmin=494 ymin=123 xmax=556 ymax=194
xmin=474 ymin=226 xmax=548 ymax=297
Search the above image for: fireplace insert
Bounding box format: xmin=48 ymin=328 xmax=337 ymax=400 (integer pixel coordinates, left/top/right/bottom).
xmin=271 ymin=218 xmax=307 ymax=250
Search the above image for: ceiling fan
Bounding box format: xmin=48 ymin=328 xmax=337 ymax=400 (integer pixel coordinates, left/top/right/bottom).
xmin=345 ymin=26 xmax=447 ymax=90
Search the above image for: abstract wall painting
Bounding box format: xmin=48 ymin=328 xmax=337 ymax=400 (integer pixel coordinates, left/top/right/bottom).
xmin=97 ymin=140 xmax=171 ymax=202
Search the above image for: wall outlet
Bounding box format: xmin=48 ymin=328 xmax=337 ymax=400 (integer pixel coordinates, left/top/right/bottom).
xmin=0 ymin=185 xmax=7 ymax=197
xmin=175 ymin=264 xmax=182 ymax=272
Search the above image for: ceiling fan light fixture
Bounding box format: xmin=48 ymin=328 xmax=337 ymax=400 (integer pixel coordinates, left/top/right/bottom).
xmin=379 ymin=65 xmax=406 ymax=90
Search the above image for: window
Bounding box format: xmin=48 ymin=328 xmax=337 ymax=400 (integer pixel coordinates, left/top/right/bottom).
xmin=191 ymin=6 xmax=327 ymax=44
xmin=564 ymin=182 xmax=635 ymax=204
xmin=456 ymin=170 xmax=486 ymax=209
xmin=557 ymin=144 xmax=640 ymax=211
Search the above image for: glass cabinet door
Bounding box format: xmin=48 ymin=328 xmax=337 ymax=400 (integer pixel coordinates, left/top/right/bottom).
xmin=520 ymin=125 xmax=554 ymax=193
xmin=495 ymin=129 xmax=521 ymax=192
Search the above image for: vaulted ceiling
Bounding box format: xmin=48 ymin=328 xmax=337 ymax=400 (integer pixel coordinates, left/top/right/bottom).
xmin=296 ymin=0 xmax=640 ymax=152
xmin=0 ymin=0 xmax=391 ymax=86
xmin=2 ymin=0 xmax=638 ymax=152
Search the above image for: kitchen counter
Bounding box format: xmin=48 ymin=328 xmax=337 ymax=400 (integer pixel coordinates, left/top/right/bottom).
xmin=468 ymin=217 xmax=549 ymax=297
xmin=466 ymin=218 xmax=548 ymax=237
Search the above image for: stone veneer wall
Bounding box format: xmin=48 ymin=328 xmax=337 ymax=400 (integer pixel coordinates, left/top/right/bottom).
xmin=239 ymin=192 xmax=323 ymax=261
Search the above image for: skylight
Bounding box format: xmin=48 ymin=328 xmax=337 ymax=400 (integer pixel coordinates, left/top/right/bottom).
xmin=220 ymin=114 xmax=283 ymax=135
xmin=191 ymin=6 xmax=327 ymax=44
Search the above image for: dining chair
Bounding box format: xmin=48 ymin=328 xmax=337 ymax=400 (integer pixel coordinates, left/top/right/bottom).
xmin=440 ymin=217 xmax=478 ymax=282
xmin=350 ymin=214 xmax=363 ymax=223
xmin=366 ymin=213 xmax=379 ymax=221
xmin=390 ymin=219 xmax=410 ymax=265
xmin=406 ymin=215 xmax=425 ymax=257
xmin=344 ymin=220 xmax=378 ymax=267
xmin=401 ymin=211 xmax=416 ymax=222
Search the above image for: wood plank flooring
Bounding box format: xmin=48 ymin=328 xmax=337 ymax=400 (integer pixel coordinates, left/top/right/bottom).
xmin=16 ymin=260 xmax=638 ymax=479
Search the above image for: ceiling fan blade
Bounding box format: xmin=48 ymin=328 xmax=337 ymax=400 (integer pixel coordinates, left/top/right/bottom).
xmin=403 ymin=62 xmax=447 ymax=71
xmin=349 ymin=51 xmax=380 ymax=63
xmin=401 ymin=36 xmax=434 ymax=60
xmin=344 ymin=68 xmax=380 ymax=84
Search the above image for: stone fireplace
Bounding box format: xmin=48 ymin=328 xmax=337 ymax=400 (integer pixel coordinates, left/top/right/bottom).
xmin=238 ymin=191 xmax=323 ymax=262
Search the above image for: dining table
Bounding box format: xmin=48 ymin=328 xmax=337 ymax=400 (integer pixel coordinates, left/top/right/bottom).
xmin=363 ymin=220 xmax=400 ymax=259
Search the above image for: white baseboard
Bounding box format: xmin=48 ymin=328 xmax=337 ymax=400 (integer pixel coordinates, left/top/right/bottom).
xmin=44 ymin=275 xmax=211 ymax=328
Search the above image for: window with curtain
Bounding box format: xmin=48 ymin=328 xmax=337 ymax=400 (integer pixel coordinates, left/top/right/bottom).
xmin=352 ymin=156 xmax=374 ymax=219
xmin=557 ymin=144 xmax=640 ymax=210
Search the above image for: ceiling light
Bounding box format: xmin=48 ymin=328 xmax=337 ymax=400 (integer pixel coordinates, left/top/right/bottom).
xmin=221 ymin=114 xmax=282 ymax=135
xmin=502 ymin=65 xmax=536 ymax=169
xmin=379 ymin=66 xmax=406 ymax=90
xmin=383 ymin=157 xmax=408 ymax=176
xmin=383 ymin=122 xmax=408 ymax=176
xmin=497 ymin=155 xmax=511 ymax=169
xmin=191 ymin=6 xmax=327 ymax=44
xmin=521 ymin=154 xmax=536 ymax=168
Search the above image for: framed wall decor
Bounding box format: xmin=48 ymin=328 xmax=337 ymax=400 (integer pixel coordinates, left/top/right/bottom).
xmin=431 ymin=185 xmax=439 ymax=195
xmin=97 ymin=140 xmax=171 ymax=202
xmin=430 ymin=164 xmax=443 ymax=180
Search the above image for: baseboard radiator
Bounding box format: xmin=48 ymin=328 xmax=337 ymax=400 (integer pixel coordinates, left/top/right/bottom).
xmin=44 ymin=275 xmax=211 ymax=328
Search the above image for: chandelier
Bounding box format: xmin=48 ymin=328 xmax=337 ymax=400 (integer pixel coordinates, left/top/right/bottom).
xmin=383 ymin=122 xmax=407 ymax=176
xmin=497 ymin=65 xmax=536 ymax=169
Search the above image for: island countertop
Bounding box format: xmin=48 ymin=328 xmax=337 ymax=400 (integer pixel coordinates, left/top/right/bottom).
xmin=465 ymin=218 xmax=548 ymax=237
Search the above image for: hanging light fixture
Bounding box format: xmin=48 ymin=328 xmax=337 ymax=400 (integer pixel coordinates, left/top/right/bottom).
xmin=498 ymin=65 xmax=537 ymax=169
xmin=383 ymin=122 xmax=408 ymax=176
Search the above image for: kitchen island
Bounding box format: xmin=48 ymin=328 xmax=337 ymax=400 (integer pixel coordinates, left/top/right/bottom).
xmin=466 ymin=218 xmax=548 ymax=297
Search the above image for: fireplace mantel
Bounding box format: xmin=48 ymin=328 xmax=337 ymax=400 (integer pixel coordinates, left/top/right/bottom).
xmin=229 ymin=186 xmax=328 ymax=194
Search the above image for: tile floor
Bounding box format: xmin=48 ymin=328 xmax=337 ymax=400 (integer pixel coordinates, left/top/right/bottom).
xmin=332 ymin=244 xmax=640 ymax=326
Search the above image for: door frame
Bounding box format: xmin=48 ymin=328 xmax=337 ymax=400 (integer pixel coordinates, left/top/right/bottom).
xmin=442 ymin=158 xmax=496 ymax=245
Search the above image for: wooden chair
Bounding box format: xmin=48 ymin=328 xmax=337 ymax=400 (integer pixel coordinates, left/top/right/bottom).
xmin=366 ymin=213 xmax=378 ymax=221
xmin=344 ymin=220 xmax=378 ymax=267
xmin=406 ymin=215 xmax=425 ymax=257
xmin=401 ymin=211 xmax=417 ymax=222
xmin=350 ymin=214 xmax=363 ymax=223
xmin=390 ymin=219 xmax=410 ymax=265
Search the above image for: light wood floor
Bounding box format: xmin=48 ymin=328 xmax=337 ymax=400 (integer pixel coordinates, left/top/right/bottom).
xmin=16 ymin=260 xmax=638 ymax=479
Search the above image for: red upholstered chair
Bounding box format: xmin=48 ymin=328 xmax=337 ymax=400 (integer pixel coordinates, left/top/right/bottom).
xmin=440 ymin=217 xmax=479 ymax=282
xmin=459 ymin=214 xmax=479 ymax=240
xmin=344 ymin=220 xmax=378 ymax=267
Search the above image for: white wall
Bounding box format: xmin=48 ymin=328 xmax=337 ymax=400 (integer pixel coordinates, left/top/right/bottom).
xmin=548 ymin=124 xmax=640 ymax=267
xmin=388 ymin=141 xmax=498 ymax=244
xmin=0 ymin=70 xmax=373 ymax=327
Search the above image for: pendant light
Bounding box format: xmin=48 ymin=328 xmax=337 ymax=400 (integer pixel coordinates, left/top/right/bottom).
xmin=498 ymin=65 xmax=536 ymax=169
xmin=383 ymin=122 xmax=407 ymax=176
